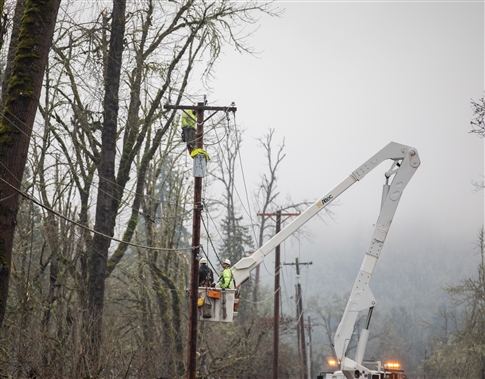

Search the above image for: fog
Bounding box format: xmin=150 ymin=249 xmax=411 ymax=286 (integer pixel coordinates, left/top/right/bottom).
xmin=190 ymin=1 xmax=484 ymax=370
xmin=200 ymin=0 xmax=483 ymax=283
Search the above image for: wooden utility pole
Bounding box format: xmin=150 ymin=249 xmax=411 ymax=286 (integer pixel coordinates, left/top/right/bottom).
xmin=257 ymin=211 xmax=299 ymax=379
xmin=307 ymin=316 xmax=314 ymax=379
xmin=273 ymin=210 xmax=282 ymax=379
xmin=284 ymin=258 xmax=312 ymax=379
xmin=164 ymin=101 xmax=236 ymax=379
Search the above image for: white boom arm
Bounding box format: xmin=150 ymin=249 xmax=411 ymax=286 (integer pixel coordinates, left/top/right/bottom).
xmin=231 ymin=142 xmax=420 ymax=296
xmin=334 ymin=143 xmax=420 ymax=378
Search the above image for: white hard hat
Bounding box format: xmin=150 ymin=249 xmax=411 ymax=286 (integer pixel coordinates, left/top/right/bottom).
xmin=200 ymin=258 xmax=207 ymax=264
xmin=222 ymin=259 xmax=231 ymax=265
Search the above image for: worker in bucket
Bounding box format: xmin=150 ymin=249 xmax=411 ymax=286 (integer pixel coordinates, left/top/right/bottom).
xmin=219 ymin=259 xmax=233 ymax=289
xmin=181 ymin=109 xmax=197 ymax=153
xmin=198 ymin=258 xmax=214 ymax=287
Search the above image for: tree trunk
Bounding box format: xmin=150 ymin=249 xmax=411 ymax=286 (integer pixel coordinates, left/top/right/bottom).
xmin=86 ymin=0 xmax=126 ymax=373
xmin=0 ymin=0 xmax=61 ymax=331
xmin=1 ymin=0 xmax=26 ymax=100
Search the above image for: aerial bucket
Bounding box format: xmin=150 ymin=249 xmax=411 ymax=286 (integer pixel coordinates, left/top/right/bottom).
xmin=197 ymin=287 xmax=237 ymax=322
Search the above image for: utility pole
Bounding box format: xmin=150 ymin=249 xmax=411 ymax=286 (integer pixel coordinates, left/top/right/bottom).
xmin=257 ymin=211 xmax=299 ymax=379
xmin=284 ymin=258 xmax=312 ymax=379
xmin=307 ymin=316 xmax=314 ymax=379
xmin=164 ymin=101 xmax=236 ymax=379
xmin=274 ymin=210 xmax=282 ymax=379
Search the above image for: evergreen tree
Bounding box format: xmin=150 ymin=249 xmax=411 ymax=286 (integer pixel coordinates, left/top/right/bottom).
xmin=218 ymin=212 xmax=253 ymax=265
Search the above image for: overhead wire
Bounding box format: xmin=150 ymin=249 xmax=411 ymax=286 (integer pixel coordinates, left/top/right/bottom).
xmin=238 ymin=287 xmax=280 ymax=305
xmin=200 ymin=110 xmax=251 ymax=261
xmin=230 ymin=111 xmax=260 ymax=245
xmin=199 ymin=160 xmax=224 ymax=275
xmin=0 ymin=98 xmax=188 ymax=218
xmin=7 ymin=182 xmax=191 ymax=287
xmin=0 ymin=176 xmax=196 ymax=252
xmin=201 ymin=198 xmax=225 ymax=244
xmin=200 ymin=200 xmax=223 ymax=263
xmin=202 ymin=117 xmax=229 ymax=148
xmin=19 ymin=230 xmax=154 ymax=302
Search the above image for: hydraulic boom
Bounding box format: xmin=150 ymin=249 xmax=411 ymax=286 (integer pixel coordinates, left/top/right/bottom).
xmin=200 ymin=141 xmax=420 ymax=336
xmin=231 ymin=142 xmax=420 ymax=290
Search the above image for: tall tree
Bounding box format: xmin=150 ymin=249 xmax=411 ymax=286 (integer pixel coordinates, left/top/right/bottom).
xmin=252 ymin=128 xmax=286 ymax=304
xmin=0 ymin=0 xmax=61 ymax=331
xmin=86 ymin=0 xmax=126 ymax=368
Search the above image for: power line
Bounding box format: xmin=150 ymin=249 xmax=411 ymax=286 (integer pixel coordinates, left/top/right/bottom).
xmin=0 ymin=176 xmax=195 ymax=252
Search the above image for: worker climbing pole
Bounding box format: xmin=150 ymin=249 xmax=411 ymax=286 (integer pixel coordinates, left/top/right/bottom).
xmin=181 ymin=109 xmax=197 ymax=153
xmin=164 ymin=100 xmax=237 ymax=379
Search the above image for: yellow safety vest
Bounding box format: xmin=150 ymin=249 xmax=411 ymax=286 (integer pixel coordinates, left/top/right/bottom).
xmin=181 ymin=111 xmax=196 ymax=129
xmin=219 ymin=267 xmax=233 ymax=289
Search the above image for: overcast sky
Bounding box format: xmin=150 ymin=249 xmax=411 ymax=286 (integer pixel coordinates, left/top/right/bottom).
xmin=193 ymin=1 xmax=484 ymax=295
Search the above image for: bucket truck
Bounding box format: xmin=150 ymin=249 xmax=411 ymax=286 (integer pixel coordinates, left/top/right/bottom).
xmin=197 ymin=139 xmax=421 ymax=379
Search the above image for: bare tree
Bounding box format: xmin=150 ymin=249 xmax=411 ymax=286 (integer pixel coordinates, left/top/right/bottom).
xmin=470 ymin=95 xmax=485 ymax=190
xmin=251 ymin=128 xmax=327 ymax=306
xmin=308 ymin=293 xmax=348 ymax=353
xmin=252 ymin=128 xmax=286 ymax=304
xmin=471 ymin=95 xmax=485 ymax=138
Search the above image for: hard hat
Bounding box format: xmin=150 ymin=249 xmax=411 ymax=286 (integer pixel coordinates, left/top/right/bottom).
xmin=200 ymin=258 xmax=207 ymax=264
xmin=222 ymin=259 xmax=231 ymax=265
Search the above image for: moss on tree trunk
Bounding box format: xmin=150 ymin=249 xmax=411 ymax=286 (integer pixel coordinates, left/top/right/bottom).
xmin=0 ymin=0 xmax=61 ymax=332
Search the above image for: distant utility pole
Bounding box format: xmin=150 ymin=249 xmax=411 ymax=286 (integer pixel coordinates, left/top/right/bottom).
xmin=258 ymin=210 xmax=299 ymax=379
xmin=307 ymin=316 xmax=314 ymax=379
xmin=164 ymin=101 xmax=236 ymax=379
xmin=284 ymin=258 xmax=312 ymax=379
